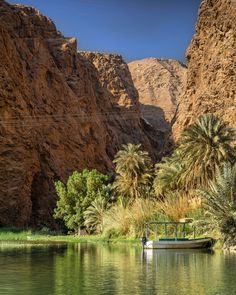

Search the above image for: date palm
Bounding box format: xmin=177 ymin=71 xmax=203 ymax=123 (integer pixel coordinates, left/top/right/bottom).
xmin=198 ymin=164 xmax=236 ymax=247
xmin=113 ymin=143 xmax=153 ymax=201
xmin=84 ymin=193 xmax=110 ymax=233
xmin=178 ymin=114 xmax=236 ymax=188
xmin=153 ymin=151 xmax=185 ymax=197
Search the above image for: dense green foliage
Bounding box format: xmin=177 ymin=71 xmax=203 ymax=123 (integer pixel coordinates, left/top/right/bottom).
xmin=153 ymin=151 xmax=185 ymax=196
xmin=154 ymin=114 xmax=236 ymax=196
xmin=54 ymin=170 xmax=110 ymax=231
xmin=178 ymin=114 xmax=236 ymax=187
xmin=84 ymin=193 xmax=110 ymax=233
xmin=53 ymin=115 xmax=236 ymax=248
xmin=198 ymin=164 xmax=236 ymax=247
xmin=113 ymin=143 xmax=153 ymax=202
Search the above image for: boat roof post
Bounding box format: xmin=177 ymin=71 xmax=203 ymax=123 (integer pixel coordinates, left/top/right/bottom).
xmin=145 ymin=223 xmax=148 ymax=240
xmin=175 ymin=223 xmax=178 ymax=240
xmin=193 ymin=224 xmax=196 ymax=239
xmin=165 ymin=223 xmax=167 ymax=237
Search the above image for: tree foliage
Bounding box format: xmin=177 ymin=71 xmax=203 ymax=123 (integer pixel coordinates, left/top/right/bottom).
xmin=153 ymin=151 xmax=185 ymax=196
xmin=54 ymin=169 xmax=109 ymax=231
xmin=52 ymin=115 xmax=236 ymax=244
xmin=178 ymin=114 xmax=236 ymax=188
xmin=113 ymin=143 xmax=153 ymax=202
xmin=198 ymin=164 xmax=236 ymax=247
xmin=154 ymin=114 xmax=236 ymax=197
xmin=84 ymin=192 xmax=110 ymax=233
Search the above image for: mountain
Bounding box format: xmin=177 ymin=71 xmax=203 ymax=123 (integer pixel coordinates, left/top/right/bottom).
xmin=128 ymin=58 xmax=187 ymax=132
xmin=0 ymin=1 xmax=164 ymax=227
xmin=173 ymin=0 xmax=236 ymax=138
xmin=1 ymin=0 xmax=234 ymax=228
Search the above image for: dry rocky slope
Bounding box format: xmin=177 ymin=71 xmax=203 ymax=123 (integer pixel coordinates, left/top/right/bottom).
xmin=173 ymin=0 xmax=236 ymax=138
xmin=128 ymin=58 xmax=187 ymax=132
xmin=0 ymin=1 xmax=164 ymax=227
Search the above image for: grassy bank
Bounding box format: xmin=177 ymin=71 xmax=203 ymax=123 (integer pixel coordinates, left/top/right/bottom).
xmin=0 ymin=228 xmax=224 ymax=249
xmin=0 ymin=228 xmax=140 ymax=245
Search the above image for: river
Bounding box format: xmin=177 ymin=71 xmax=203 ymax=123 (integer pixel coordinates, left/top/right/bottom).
xmin=0 ymin=243 xmax=235 ymax=294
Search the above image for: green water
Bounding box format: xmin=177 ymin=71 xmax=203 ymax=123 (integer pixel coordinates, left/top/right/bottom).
xmin=0 ymin=243 xmax=235 ymax=295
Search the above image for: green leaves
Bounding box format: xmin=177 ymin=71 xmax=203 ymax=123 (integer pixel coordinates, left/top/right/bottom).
xmin=113 ymin=143 xmax=153 ymax=202
xmin=53 ymin=114 xmax=236 ymax=240
xmin=153 ymin=152 xmax=185 ymax=196
xmin=84 ymin=193 xmax=110 ymax=233
xmin=154 ymin=114 xmax=236 ymax=204
xmin=53 ymin=169 xmax=110 ymax=231
xmin=178 ymin=114 xmax=236 ymax=187
xmin=198 ymin=163 xmax=236 ymax=247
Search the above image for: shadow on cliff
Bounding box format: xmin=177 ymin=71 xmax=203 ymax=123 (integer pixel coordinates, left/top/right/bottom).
xmin=78 ymin=53 xmax=167 ymax=162
xmin=140 ymin=104 xmax=170 ymax=132
xmin=29 ymin=54 xmax=175 ymax=228
xmin=140 ymin=104 xmax=175 ymax=156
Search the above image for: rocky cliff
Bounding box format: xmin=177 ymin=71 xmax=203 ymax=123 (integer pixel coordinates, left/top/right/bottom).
xmin=0 ymin=1 xmax=164 ymax=227
xmin=173 ymin=0 xmax=236 ymax=138
xmin=128 ymin=58 xmax=187 ymax=132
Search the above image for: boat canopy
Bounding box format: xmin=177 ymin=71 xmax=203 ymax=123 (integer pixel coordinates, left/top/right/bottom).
xmin=145 ymin=221 xmax=197 ymax=240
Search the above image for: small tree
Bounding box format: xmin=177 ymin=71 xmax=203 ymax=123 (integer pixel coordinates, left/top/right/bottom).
xmin=54 ymin=169 xmax=109 ymax=233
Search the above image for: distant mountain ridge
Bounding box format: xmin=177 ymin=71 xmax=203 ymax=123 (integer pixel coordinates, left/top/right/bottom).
xmin=128 ymin=58 xmax=187 ymax=132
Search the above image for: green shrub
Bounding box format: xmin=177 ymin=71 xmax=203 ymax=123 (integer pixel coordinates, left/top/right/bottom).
xmin=54 ymin=169 xmax=110 ymax=232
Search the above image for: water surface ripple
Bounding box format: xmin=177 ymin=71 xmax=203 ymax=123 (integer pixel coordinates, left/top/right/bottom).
xmin=0 ymin=243 xmax=235 ymax=295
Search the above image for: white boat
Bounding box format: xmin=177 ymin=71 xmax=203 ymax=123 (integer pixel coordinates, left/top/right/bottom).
xmin=144 ymin=237 xmax=214 ymax=249
xmin=141 ymin=221 xmax=215 ymax=250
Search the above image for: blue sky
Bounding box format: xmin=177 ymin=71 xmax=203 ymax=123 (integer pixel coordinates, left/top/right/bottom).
xmin=8 ymin=0 xmax=201 ymax=62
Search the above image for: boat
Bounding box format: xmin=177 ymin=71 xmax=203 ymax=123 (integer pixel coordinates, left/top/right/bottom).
xmin=144 ymin=237 xmax=214 ymax=249
xmin=141 ymin=221 xmax=215 ymax=249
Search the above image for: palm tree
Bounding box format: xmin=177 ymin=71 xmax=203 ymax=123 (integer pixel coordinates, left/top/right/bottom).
xmin=113 ymin=143 xmax=153 ymax=201
xmin=178 ymin=114 xmax=236 ymax=188
xmin=153 ymin=152 xmax=185 ymax=197
xmin=198 ymin=164 xmax=236 ymax=247
xmin=84 ymin=193 xmax=110 ymax=233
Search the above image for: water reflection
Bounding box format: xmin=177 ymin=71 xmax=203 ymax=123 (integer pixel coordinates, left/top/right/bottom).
xmin=0 ymin=243 xmax=235 ymax=295
xmin=142 ymin=248 xmax=214 ymax=265
xmin=140 ymin=249 xmax=217 ymax=295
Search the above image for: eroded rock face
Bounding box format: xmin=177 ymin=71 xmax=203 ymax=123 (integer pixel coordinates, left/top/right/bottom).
xmin=173 ymin=0 xmax=236 ymax=138
xmin=128 ymin=58 xmax=187 ymax=132
xmin=0 ymin=1 xmax=163 ymax=227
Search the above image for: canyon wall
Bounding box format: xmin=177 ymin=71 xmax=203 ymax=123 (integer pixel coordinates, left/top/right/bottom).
xmin=128 ymin=58 xmax=187 ymax=132
xmin=173 ymin=0 xmax=236 ymax=138
xmin=0 ymin=1 xmax=163 ymax=227
xmin=2 ymin=0 xmax=235 ymax=227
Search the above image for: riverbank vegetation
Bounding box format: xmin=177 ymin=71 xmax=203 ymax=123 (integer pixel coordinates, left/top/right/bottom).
xmin=52 ymin=114 xmax=236 ymax=248
xmin=1 ymin=115 xmax=234 ymax=249
xmin=0 ymin=228 xmax=139 ymax=245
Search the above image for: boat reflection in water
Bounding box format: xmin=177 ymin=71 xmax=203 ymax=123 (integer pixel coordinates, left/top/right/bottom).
xmin=140 ymin=247 xmax=216 ymax=290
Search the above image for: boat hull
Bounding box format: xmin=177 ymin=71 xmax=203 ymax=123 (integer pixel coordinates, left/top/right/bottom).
xmin=144 ymin=238 xmax=214 ymax=249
